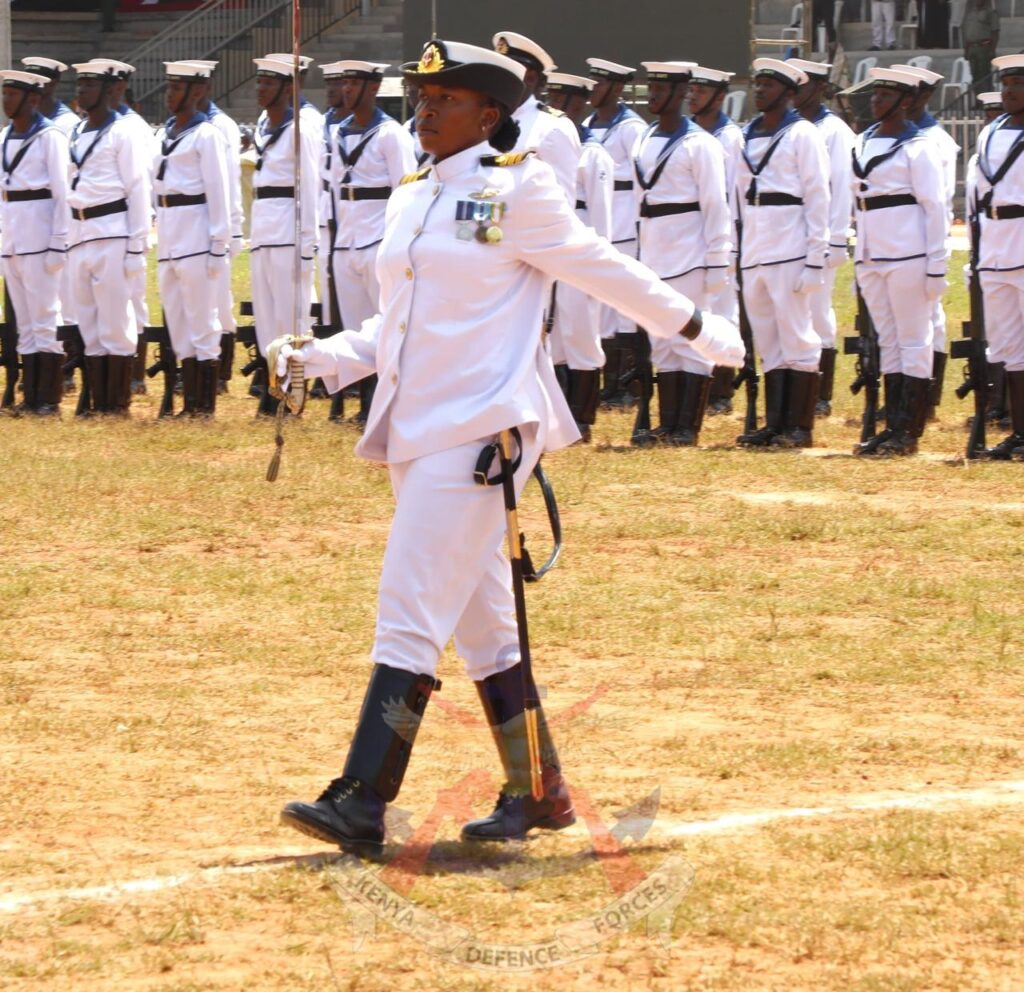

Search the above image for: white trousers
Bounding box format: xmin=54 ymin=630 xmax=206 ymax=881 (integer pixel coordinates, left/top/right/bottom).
xmin=212 ymin=248 xmax=236 ymax=334
xmin=158 ymin=254 xmax=219 ymax=362
xmin=871 ymin=0 xmax=895 ymax=47
xmin=332 ymin=244 xmax=381 ymax=330
xmin=59 ymin=258 xmax=76 ymax=324
xmin=604 ymin=239 xmax=638 ymax=338
xmin=250 ymin=246 xmax=314 ymax=356
xmin=70 ymin=240 xmax=137 ymax=357
xmin=3 ymin=253 xmax=62 ymax=354
xmin=980 ymin=269 xmax=1024 ymax=372
xmin=856 ymin=258 xmax=934 ymax=378
xmin=129 ymin=254 xmax=149 ymax=331
xmin=374 ymin=424 xmax=544 ymax=682
xmin=651 ymin=270 xmax=715 ymax=374
xmin=709 ymin=271 xmax=739 ymax=325
xmin=742 ymin=259 xmax=822 ymax=373
xmin=808 ymin=264 xmax=840 ymax=349
xmin=318 ymin=226 xmax=332 ymax=320
xmin=549 ymin=282 xmax=605 ymax=370
xmin=931 ymin=299 xmax=947 ymax=352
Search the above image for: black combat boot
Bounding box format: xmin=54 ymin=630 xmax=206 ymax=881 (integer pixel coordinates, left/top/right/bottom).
xmin=856 ymin=371 xmax=902 ymax=456
xmin=707 ymin=365 xmax=734 ymax=415
xmin=669 ymin=372 xmax=712 ymax=446
xmin=255 ymin=357 xmax=279 ymax=416
xmin=176 ymin=357 xmax=199 ymax=417
xmin=461 ymin=663 xmax=575 ymax=841
xmin=197 ymin=359 xmax=219 ymax=417
xmin=12 ymin=353 xmax=38 ymax=415
xmin=353 ymin=374 xmax=377 ymax=426
xmin=927 ymin=350 xmax=947 ymax=421
xmin=218 ymin=331 xmax=234 ymax=394
xmin=249 ymin=362 xmax=265 ymax=398
xmin=568 ymin=368 xmax=600 ymax=443
xmin=986 ymin=362 xmax=1008 ymax=425
xmin=554 ymin=362 xmax=570 ymax=401
xmin=130 ymin=333 xmax=147 ymax=395
xmin=984 ymin=370 xmax=1024 ymax=460
xmin=816 ymin=347 xmax=837 ymax=417
xmin=737 ymin=367 xmax=786 ymax=446
xmin=771 ymin=369 xmax=819 ymax=448
xmin=106 ymin=355 xmax=133 ymax=416
xmin=280 ymin=664 xmax=440 ymax=857
xmin=633 ymin=370 xmax=681 ymax=447
xmin=874 ymin=375 xmax=930 ymax=456
xmin=35 ymin=352 xmax=64 ymax=417
xmin=599 ymin=338 xmax=621 ymax=406
xmin=83 ymin=355 xmax=107 ymax=416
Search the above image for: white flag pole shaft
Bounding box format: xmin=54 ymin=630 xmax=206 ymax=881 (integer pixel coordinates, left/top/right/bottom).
xmin=292 ymin=0 xmax=302 ymax=338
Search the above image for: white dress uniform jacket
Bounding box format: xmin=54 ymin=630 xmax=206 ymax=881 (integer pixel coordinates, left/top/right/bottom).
xmin=300 ymin=142 xmax=743 ymax=464
xmin=511 ymin=97 xmax=581 ymax=205
xmin=816 ymin=108 xmax=855 ymax=261
xmin=207 ymin=102 xmax=244 ymax=246
xmin=45 ymin=101 xmax=80 ymax=139
xmin=704 ymin=111 xmax=744 ymax=220
xmin=584 ymin=103 xmax=647 ymax=245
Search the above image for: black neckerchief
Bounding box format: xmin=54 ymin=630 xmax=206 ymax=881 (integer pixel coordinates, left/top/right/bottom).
xmin=978 ymin=113 xmax=1024 ymax=190
xmin=634 ymin=118 xmax=691 ymax=191
xmin=852 ymin=121 xmax=919 ymax=181
xmin=741 ymin=108 xmax=801 ymax=202
xmin=157 ymin=112 xmax=208 ymax=181
xmin=253 ymin=106 xmax=294 ymax=172
xmin=322 ymin=108 xmax=340 ymax=173
xmin=2 ymin=111 xmax=52 ymax=185
xmin=69 ymin=111 xmax=118 ymax=190
xmin=337 ymin=107 xmax=388 ymax=184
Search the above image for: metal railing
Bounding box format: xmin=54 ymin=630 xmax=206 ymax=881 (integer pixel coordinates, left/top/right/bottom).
xmin=123 ymin=0 xmax=363 ymax=121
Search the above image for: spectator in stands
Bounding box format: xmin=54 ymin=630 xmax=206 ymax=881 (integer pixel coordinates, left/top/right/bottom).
xmin=870 ymin=0 xmax=897 ymax=51
xmin=814 ymin=0 xmax=838 ymax=58
xmin=920 ymin=0 xmax=952 ymax=47
xmin=961 ymin=0 xmax=1000 ymax=88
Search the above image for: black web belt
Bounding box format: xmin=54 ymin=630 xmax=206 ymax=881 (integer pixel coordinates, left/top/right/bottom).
xmin=255 ymin=186 xmax=295 ymax=199
xmin=640 ymin=200 xmax=700 ymax=218
xmin=157 ymin=193 xmax=207 ymax=208
xmin=3 ymin=188 xmax=51 ymax=202
xmin=338 ymin=185 xmax=392 ymax=201
xmin=71 ymin=198 xmax=127 ymax=221
xmin=856 ymin=193 xmax=918 ymax=211
xmin=746 ymin=191 xmax=803 ymax=207
xmin=984 ymin=202 xmax=1024 ymax=219
xmin=614 ymin=179 xmax=633 ymax=191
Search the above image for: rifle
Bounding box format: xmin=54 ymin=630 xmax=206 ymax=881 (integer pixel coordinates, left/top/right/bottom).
xmin=57 ymin=323 xmax=90 ymax=417
xmin=309 ymin=299 xmax=345 ymax=420
xmin=619 ymin=329 xmax=654 ymax=441
xmin=236 ymin=303 xmax=261 ymax=380
xmin=144 ymin=320 xmax=177 ymax=418
xmin=950 ymin=194 xmax=988 ymax=460
xmin=730 ymin=213 xmax=759 ymax=435
xmin=1 ymin=287 xmax=19 ymax=409
xmin=844 ymin=286 xmax=881 ymax=444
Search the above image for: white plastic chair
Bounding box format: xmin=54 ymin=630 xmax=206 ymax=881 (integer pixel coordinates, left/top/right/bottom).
xmin=905 ymin=54 xmax=932 ymax=71
xmin=853 ymin=56 xmax=878 ymax=86
xmin=949 ymin=0 xmax=966 ymax=48
xmin=897 ymin=0 xmax=919 ymax=49
xmin=941 ymin=56 xmax=972 ymax=104
xmin=724 ymin=90 xmax=746 ymax=122
xmin=782 ymin=2 xmax=803 ymax=40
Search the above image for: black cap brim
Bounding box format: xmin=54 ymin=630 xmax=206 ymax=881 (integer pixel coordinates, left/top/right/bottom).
xmin=402 ymin=62 xmax=525 ymax=113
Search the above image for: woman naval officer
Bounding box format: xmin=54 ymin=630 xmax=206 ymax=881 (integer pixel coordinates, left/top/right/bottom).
xmin=275 ymin=40 xmax=744 ymax=857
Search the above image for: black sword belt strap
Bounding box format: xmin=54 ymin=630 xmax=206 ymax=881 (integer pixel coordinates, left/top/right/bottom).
xmin=254 ymin=186 xmax=295 ymax=199
xmin=742 ymin=117 xmax=798 ymax=205
xmin=157 ymin=192 xmax=207 ymax=208
xmin=69 ymin=112 xmax=118 ymax=191
xmin=614 ymin=179 xmax=633 ymax=191
xmin=2 ymin=114 xmax=52 ymax=187
xmin=855 ymin=192 xmax=918 ymax=211
xmin=639 ymin=200 xmax=700 ymax=218
xmin=71 ymin=198 xmax=127 ymax=221
xmin=253 ymin=114 xmax=292 ymax=172
xmin=2 ymin=188 xmax=51 ymax=202
xmin=982 ymin=201 xmax=1024 ymax=219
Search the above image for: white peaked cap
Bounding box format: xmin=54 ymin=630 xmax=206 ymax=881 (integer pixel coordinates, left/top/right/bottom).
xmin=91 ymin=59 xmax=135 ymax=77
xmin=265 ymin=53 xmax=314 ymax=70
xmin=891 ymin=63 xmax=943 ymax=86
xmin=492 ymin=31 xmax=557 ymax=73
xmin=641 ymin=61 xmax=697 ymax=80
xmin=586 ymin=58 xmax=635 ymax=79
xmin=21 ymin=57 xmax=68 ymax=74
xmin=992 ymin=54 xmax=1024 ymax=75
xmin=868 ymin=66 xmax=923 ymax=91
xmin=977 ymin=90 xmax=1003 ymax=106
xmin=0 ymin=70 xmax=50 ymax=90
xmin=752 ymin=58 xmax=806 ymax=86
xmin=253 ymin=57 xmax=294 ymax=78
xmin=546 ymin=72 xmax=595 ymax=91
xmin=786 ymin=57 xmax=831 ymax=78
xmin=164 ymin=62 xmax=212 ymax=79
xmin=319 ymin=60 xmax=389 ymax=78
xmin=691 ymin=66 xmax=734 ymax=85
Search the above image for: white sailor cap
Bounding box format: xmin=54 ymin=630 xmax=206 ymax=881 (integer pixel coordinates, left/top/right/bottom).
xmin=164 ymin=61 xmax=212 ymax=80
xmin=977 ymin=90 xmax=1003 ymax=107
xmin=90 ymin=59 xmax=135 ymax=79
xmin=492 ymin=31 xmax=557 ymax=73
xmin=320 ymin=60 xmax=389 ymax=79
xmin=585 ymin=58 xmax=635 ymax=81
xmin=992 ymin=54 xmax=1024 ymax=78
xmin=786 ymin=57 xmax=831 ymax=80
xmin=867 ymin=66 xmax=921 ymax=92
xmin=0 ymin=70 xmax=50 ymax=92
xmin=546 ymin=72 xmax=595 ymax=93
xmin=20 ymin=57 xmax=67 ymax=79
xmin=253 ymin=57 xmax=296 ymax=79
xmin=641 ymin=61 xmax=697 ymax=82
xmin=177 ymin=59 xmax=219 ymax=72
xmin=752 ymin=58 xmax=806 ymax=88
xmin=72 ymin=61 xmax=119 ymax=79
xmin=690 ymin=66 xmax=734 ymax=87
xmin=403 ymin=39 xmax=525 ymax=112
xmin=265 ymin=53 xmax=314 ymax=71
xmin=891 ymin=63 xmax=943 ymax=87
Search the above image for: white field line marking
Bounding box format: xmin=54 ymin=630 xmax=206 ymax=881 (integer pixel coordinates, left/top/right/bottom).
xmin=3 ymin=780 xmax=1023 ymax=915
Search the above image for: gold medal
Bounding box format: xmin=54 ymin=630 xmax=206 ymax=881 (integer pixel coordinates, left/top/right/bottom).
xmin=485 ymin=225 xmax=503 ymax=244
xmin=469 ymin=188 xmax=501 ymax=200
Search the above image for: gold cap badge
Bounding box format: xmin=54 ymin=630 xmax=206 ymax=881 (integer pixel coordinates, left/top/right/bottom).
xmin=418 ymin=43 xmax=445 ymax=73
xmin=496 ymin=37 xmax=510 ymax=55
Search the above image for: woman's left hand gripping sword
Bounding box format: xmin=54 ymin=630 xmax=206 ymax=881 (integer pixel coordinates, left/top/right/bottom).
xmin=265 ymin=335 xmax=313 ymax=481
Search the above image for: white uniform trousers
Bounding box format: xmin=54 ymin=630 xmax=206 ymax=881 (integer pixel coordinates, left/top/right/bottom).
xmin=980 ymin=270 xmax=1024 ymax=372
xmin=158 ymin=255 xmax=219 ymax=362
xmin=129 ymin=257 xmax=149 ymax=332
xmin=871 ymin=0 xmax=896 ymax=48
xmin=548 ymin=282 xmax=605 ymax=370
xmin=809 ymin=264 xmax=840 ymax=349
xmin=318 ymin=226 xmax=332 ymax=321
xmin=856 ymin=258 xmax=934 ymax=378
xmin=212 ymin=250 xmax=236 ymax=334
xmin=3 ymin=254 xmax=63 ymax=354
xmin=604 ymin=239 xmax=638 ymax=338
xmin=741 ymin=259 xmax=822 ymax=373
xmin=59 ymin=260 xmax=77 ymax=324
xmin=374 ymin=423 xmax=544 ymax=682
xmin=332 ymin=244 xmax=381 ymax=330
xmin=709 ymin=272 xmax=740 ymax=325
xmin=70 ymin=240 xmax=137 ymax=357
xmin=931 ymin=300 xmax=947 ymax=352
xmin=250 ymin=246 xmax=314 ymax=356
xmin=651 ymin=270 xmax=715 ymax=375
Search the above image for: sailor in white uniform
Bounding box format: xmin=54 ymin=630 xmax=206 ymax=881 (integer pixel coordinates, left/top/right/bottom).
xmin=0 ymin=69 xmax=69 ymax=415
xmin=21 ymin=57 xmax=78 ymax=138
xmin=734 ymin=58 xmax=830 ymax=449
xmin=851 ymin=67 xmax=947 ymax=457
xmin=152 ymin=62 xmax=230 ymax=417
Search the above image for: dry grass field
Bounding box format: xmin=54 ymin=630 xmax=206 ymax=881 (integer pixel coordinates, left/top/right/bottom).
xmin=0 ymin=255 xmax=1022 ymax=991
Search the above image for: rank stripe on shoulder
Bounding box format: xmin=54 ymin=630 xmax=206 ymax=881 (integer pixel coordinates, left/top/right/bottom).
xmin=539 ymin=105 xmax=566 ymax=117
xmin=480 ymin=151 xmax=534 ymax=167
xmin=399 ymin=167 xmax=431 ymax=185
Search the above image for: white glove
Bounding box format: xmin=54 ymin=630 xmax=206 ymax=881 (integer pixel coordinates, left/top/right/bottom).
xmin=207 ymin=252 xmax=228 ymax=279
xmin=795 ymin=266 xmax=824 ymax=294
xmin=685 ymin=310 xmax=745 ymax=369
xmin=273 ymin=342 xmax=298 ymax=383
xmin=826 ymin=247 xmax=848 ymax=270
xmin=962 ymin=263 xmax=972 ymax=290
xmin=925 ymin=275 xmax=947 ymax=303
xmin=44 ymin=250 xmax=66 ymax=276
xmin=229 ymin=235 xmax=244 ymax=259
xmin=704 ymin=267 xmax=729 ymax=298
xmin=124 ymin=252 xmax=145 ymax=278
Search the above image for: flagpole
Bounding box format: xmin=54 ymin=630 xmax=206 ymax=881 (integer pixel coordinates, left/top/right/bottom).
xmin=292 ymin=0 xmax=302 ymax=339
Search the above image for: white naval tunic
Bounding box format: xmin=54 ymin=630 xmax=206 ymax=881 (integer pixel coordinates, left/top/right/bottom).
xmin=735 ymin=110 xmax=830 ymax=372
xmin=206 ymin=102 xmax=244 ymax=334
xmin=0 ymin=114 xmax=69 ymax=354
xmin=852 ymin=123 xmax=947 ymax=378
xmin=634 ymin=119 xmax=732 ymax=375
xmin=117 ymin=107 xmax=157 ymax=331
xmin=317 ymin=107 xmax=342 ymax=320
xmin=296 ymin=141 xmax=742 ymax=679
xmin=67 ymin=113 xmax=150 ymax=356
xmin=510 ymin=97 xmax=581 ymax=205
xmin=702 ymin=111 xmax=744 ymax=325
xmin=973 ymin=117 xmax=1024 ymax=372
xmin=152 ymin=115 xmax=231 ymax=361
xmin=45 ymin=101 xmax=80 ymax=139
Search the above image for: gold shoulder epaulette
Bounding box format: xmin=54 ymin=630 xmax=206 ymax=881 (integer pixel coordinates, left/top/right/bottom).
xmin=480 ymin=151 xmax=534 ymax=167
xmin=399 ymin=167 xmax=431 ymax=185
xmin=539 ymin=105 xmax=565 ymax=117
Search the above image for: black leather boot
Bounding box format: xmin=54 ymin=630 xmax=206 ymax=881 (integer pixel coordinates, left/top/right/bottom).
xmin=255 ymin=357 xmax=279 ymax=416
xmin=816 ymin=347 xmax=837 ymax=416
xmin=462 ymin=663 xmax=575 ymax=841
xmin=707 ymin=365 xmax=734 ymax=415
xmin=218 ymin=331 xmax=234 ymax=394
xmin=856 ymin=372 xmax=902 ymax=456
xmin=353 ymin=374 xmax=377 ymax=426
xmin=106 ymin=355 xmax=133 ymax=415
xmin=130 ymin=333 xmax=147 ymax=395
xmin=12 ymin=353 xmax=38 ymax=415
xmin=985 ymin=370 xmax=1024 ymax=460
xmin=633 ymin=369 xmax=681 ymax=447
xmin=35 ymin=352 xmax=64 ymax=417
xmin=554 ymin=362 xmax=570 ymax=401
xmin=738 ymin=367 xmax=786 ymax=446
xmin=927 ymin=350 xmax=947 ymax=421
xmin=83 ymin=355 xmax=107 ymax=416
xmin=669 ymin=372 xmax=711 ymax=446
xmin=875 ymin=375 xmax=930 ymax=456
xmin=771 ymin=369 xmax=819 ymax=448
xmin=599 ymin=338 xmax=621 ymax=405
xmin=568 ymin=368 xmax=600 ymax=443
xmin=197 ymin=359 xmax=219 ymax=417
xmin=280 ymin=664 xmax=440 ymax=856
xmin=176 ymin=357 xmax=199 ymax=417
